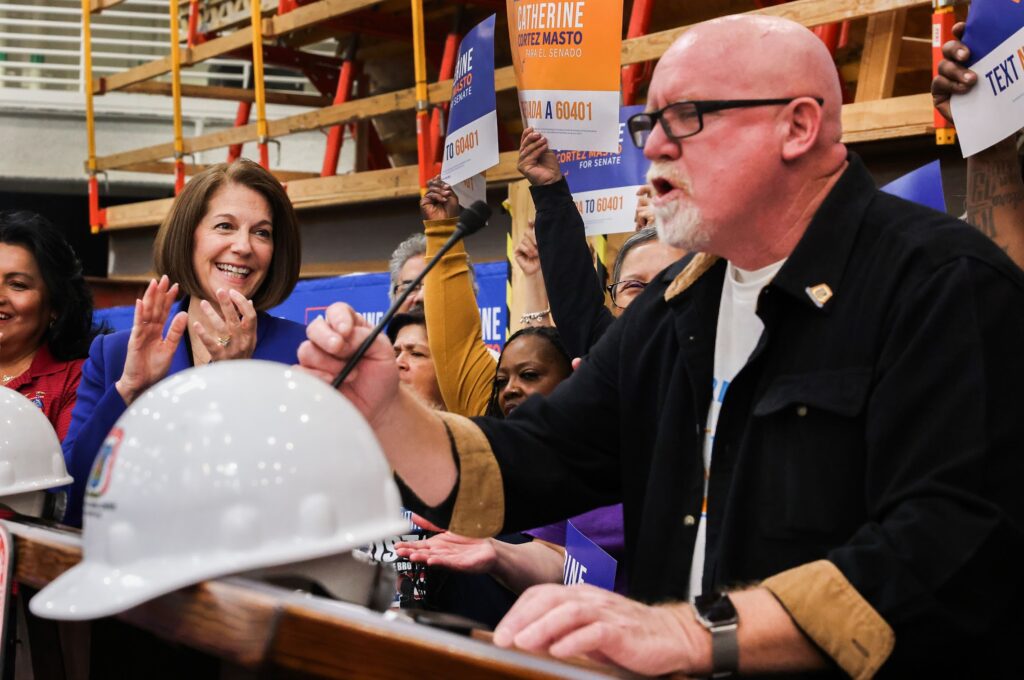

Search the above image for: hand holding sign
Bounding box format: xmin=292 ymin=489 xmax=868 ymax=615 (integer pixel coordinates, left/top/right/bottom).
xmin=948 ymin=2 xmax=1024 ymax=156
xmin=420 ymin=176 xmax=460 ymax=221
xmin=931 ymin=22 xmax=975 ymax=124
xmin=517 ymin=128 xmax=563 ymax=186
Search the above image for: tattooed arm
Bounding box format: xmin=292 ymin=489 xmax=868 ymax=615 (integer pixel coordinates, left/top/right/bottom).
xmin=933 ymin=21 xmax=1024 ymax=269
xmin=966 ymin=137 xmax=1024 ymax=268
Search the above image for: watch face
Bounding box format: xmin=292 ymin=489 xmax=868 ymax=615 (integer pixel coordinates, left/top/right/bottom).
xmin=695 ymin=592 xmax=738 ymax=625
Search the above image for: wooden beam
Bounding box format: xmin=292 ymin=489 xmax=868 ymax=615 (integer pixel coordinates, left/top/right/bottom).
xmin=840 ymin=92 xmax=932 ymax=144
xmin=92 ymin=0 xmax=929 ymax=173
xmin=121 ymin=82 xmax=333 ymax=108
xmin=11 ymin=528 xmax=627 ymax=679
xmin=105 ymin=197 xmax=175 ymax=230
xmin=119 ymin=161 xmax=319 ymax=182
xmin=95 ymin=0 xmax=383 ymax=95
xmin=619 ymin=0 xmax=928 ymax=67
xmin=854 ymin=10 xmax=908 ymax=102
xmin=89 ymin=0 xmax=126 ymax=12
xmin=103 ymin=150 xmax=523 ymax=230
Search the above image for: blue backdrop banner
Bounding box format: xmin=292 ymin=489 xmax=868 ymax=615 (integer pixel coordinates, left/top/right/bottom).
xmin=94 ymin=261 xmax=510 ymax=352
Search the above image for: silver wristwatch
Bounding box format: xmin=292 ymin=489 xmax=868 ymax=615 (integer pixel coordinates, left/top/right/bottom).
xmin=694 ymin=592 xmax=739 ymax=678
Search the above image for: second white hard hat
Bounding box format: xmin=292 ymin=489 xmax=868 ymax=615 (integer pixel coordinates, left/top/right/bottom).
xmin=0 ymin=386 xmax=73 ymax=515
xmin=30 ymin=360 xmax=407 ymax=620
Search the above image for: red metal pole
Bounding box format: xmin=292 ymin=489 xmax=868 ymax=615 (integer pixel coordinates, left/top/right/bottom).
xmin=933 ymin=1 xmax=957 ymax=145
xmin=187 ymin=0 xmax=200 ymax=48
xmin=88 ymin=175 xmax=107 ymax=234
xmin=429 ymin=29 xmax=460 ymax=171
xmin=621 ymin=0 xmax=655 ymax=105
xmin=174 ymin=159 xmax=186 ymax=194
xmin=226 ymin=101 xmax=252 ymax=162
xmin=320 ymin=59 xmax=356 ymax=176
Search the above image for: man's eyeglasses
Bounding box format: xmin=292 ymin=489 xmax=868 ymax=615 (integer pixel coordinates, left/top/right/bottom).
xmin=626 ymin=97 xmax=824 ymax=148
xmin=607 ymin=279 xmax=647 ymax=309
xmin=393 ymin=280 xmax=424 ymax=297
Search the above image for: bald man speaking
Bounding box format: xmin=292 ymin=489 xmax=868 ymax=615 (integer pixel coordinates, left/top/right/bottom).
xmin=300 ymin=15 xmax=1024 ymax=678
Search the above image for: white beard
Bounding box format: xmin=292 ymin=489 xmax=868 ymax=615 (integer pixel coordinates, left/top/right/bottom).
xmin=651 ymin=194 xmax=711 ymax=251
xmin=646 ymin=162 xmax=712 ymax=251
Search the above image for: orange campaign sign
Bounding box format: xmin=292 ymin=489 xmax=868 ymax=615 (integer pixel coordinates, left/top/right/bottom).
xmin=507 ymin=0 xmax=623 ymax=152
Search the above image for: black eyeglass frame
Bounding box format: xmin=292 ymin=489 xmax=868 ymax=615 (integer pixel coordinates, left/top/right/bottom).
xmin=392 ymin=279 xmax=424 ymax=297
xmin=606 ymin=279 xmax=648 ymax=309
xmin=627 ymin=97 xmax=825 ymax=148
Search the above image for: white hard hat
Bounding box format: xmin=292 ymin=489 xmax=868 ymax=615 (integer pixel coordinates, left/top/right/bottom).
xmin=0 ymin=386 xmax=73 ymax=502
xmin=30 ymin=360 xmax=407 ymax=621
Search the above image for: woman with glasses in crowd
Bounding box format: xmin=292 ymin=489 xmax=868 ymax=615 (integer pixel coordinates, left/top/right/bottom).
xmin=62 ymin=159 xmax=306 ymax=527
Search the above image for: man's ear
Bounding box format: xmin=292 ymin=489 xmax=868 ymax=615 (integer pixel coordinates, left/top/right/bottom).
xmin=780 ymin=98 xmax=824 ymax=162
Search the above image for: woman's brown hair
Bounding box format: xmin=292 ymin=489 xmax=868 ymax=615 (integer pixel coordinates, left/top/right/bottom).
xmin=153 ymin=159 xmax=301 ymax=310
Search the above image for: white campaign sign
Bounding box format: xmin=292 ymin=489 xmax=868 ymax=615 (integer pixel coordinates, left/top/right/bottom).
xmin=519 ymin=88 xmax=620 ymax=152
xmin=571 ymin=185 xmax=643 ymax=236
xmin=442 ymin=110 xmax=500 ymax=187
xmin=951 ymin=25 xmax=1024 ymax=157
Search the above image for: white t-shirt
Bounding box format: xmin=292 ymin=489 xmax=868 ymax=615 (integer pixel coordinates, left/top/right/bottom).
xmin=688 ymin=258 xmax=785 ymax=601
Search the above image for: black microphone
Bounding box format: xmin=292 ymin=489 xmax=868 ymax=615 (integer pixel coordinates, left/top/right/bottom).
xmin=331 ymin=200 xmax=492 ymax=389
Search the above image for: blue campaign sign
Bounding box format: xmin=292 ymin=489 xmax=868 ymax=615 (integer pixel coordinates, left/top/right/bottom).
xmin=447 ymin=14 xmax=496 ymax=133
xmin=442 ymin=15 xmax=499 ymax=192
xmin=880 ymin=160 xmax=947 ymax=214
xmin=93 ymin=261 xmax=510 ymax=351
xmin=553 ymin=105 xmax=648 ymax=235
xmin=962 ymin=0 xmax=1024 ymax=68
xmin=556 ymin=105 xmax=647 ymax=192
xmin=562 ymin=520 xmax=617 ymax=591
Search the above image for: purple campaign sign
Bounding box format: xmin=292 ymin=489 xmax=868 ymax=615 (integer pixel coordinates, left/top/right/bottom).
xmin=562 ymin=520 xmax=617 ymax=591
xmin=880 ymin=160 xmax=947 ymax=214
xmin=556 ymin=105 xmax=647 ymax=193
xmin=446 ymin=14 xmax=496 ymax=134
xmin=962 ymin=0 xmax=1024 ymax=68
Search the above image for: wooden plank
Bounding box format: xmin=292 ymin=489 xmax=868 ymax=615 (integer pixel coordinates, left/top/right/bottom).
xmin=840 ymin=92 xmax=932 ymax=143
xmin=98 ymin=56 xmax=173 ymax=94
xmin=619 ymin=0 xmax=929 ymax=65
xmin=120 ymin=161 xmax=318 ymax=182
xmin=93 ymin=142 xmax=178 ymax=171
xmin=854 ymin=10 xmax=908 ymax=102
xmin=187 ymin=27 xmax=254 ymax=66
xmin=12 ymin=530 xmax=623 ymax=679
xmin=118 ymin=581 xmax=283 ymax=667
xmin=271 ymin=604 xmax=574 ymax=680
xmin=105 ymin=197 xmax=175 ymax=230
xmin=94 ymin=0 xmax=382 ymax=95
xmin=122 ymin=82 xmax=332 ymax=107
xmin=12 ymin=532 xmax=81 ymax=588
xmin=89 ymin=0 xmax=126 ymax=12
xmin=104 ymin=152 xmax=522 ymax=230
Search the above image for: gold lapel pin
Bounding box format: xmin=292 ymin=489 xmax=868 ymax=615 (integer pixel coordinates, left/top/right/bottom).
xmin=805 ymin=283 xmax=833 ymax=308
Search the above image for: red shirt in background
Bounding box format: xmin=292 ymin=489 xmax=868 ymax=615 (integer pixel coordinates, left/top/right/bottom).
xmin=6 ymin=344 xmax=84 ymax=441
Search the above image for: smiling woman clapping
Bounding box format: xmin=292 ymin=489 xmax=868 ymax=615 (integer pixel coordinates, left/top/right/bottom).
xmin=61 ymin=159 xmax=306 ymax=527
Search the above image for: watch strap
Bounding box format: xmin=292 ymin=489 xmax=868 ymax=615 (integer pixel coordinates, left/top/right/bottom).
xmin=710 ymin=621 xmax=739 ymax=677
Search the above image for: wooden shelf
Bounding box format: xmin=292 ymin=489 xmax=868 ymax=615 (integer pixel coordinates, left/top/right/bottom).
xmin=8 ymin=521 xmax=629 ymax=679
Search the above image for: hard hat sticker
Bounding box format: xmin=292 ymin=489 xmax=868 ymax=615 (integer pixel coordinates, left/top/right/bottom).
xmin=87 ymin=427 xmax=123 ymax=498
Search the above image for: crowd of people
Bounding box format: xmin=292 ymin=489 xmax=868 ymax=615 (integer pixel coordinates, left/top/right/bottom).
xmin=3 ymin=10 xmax=1024 ymax=677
